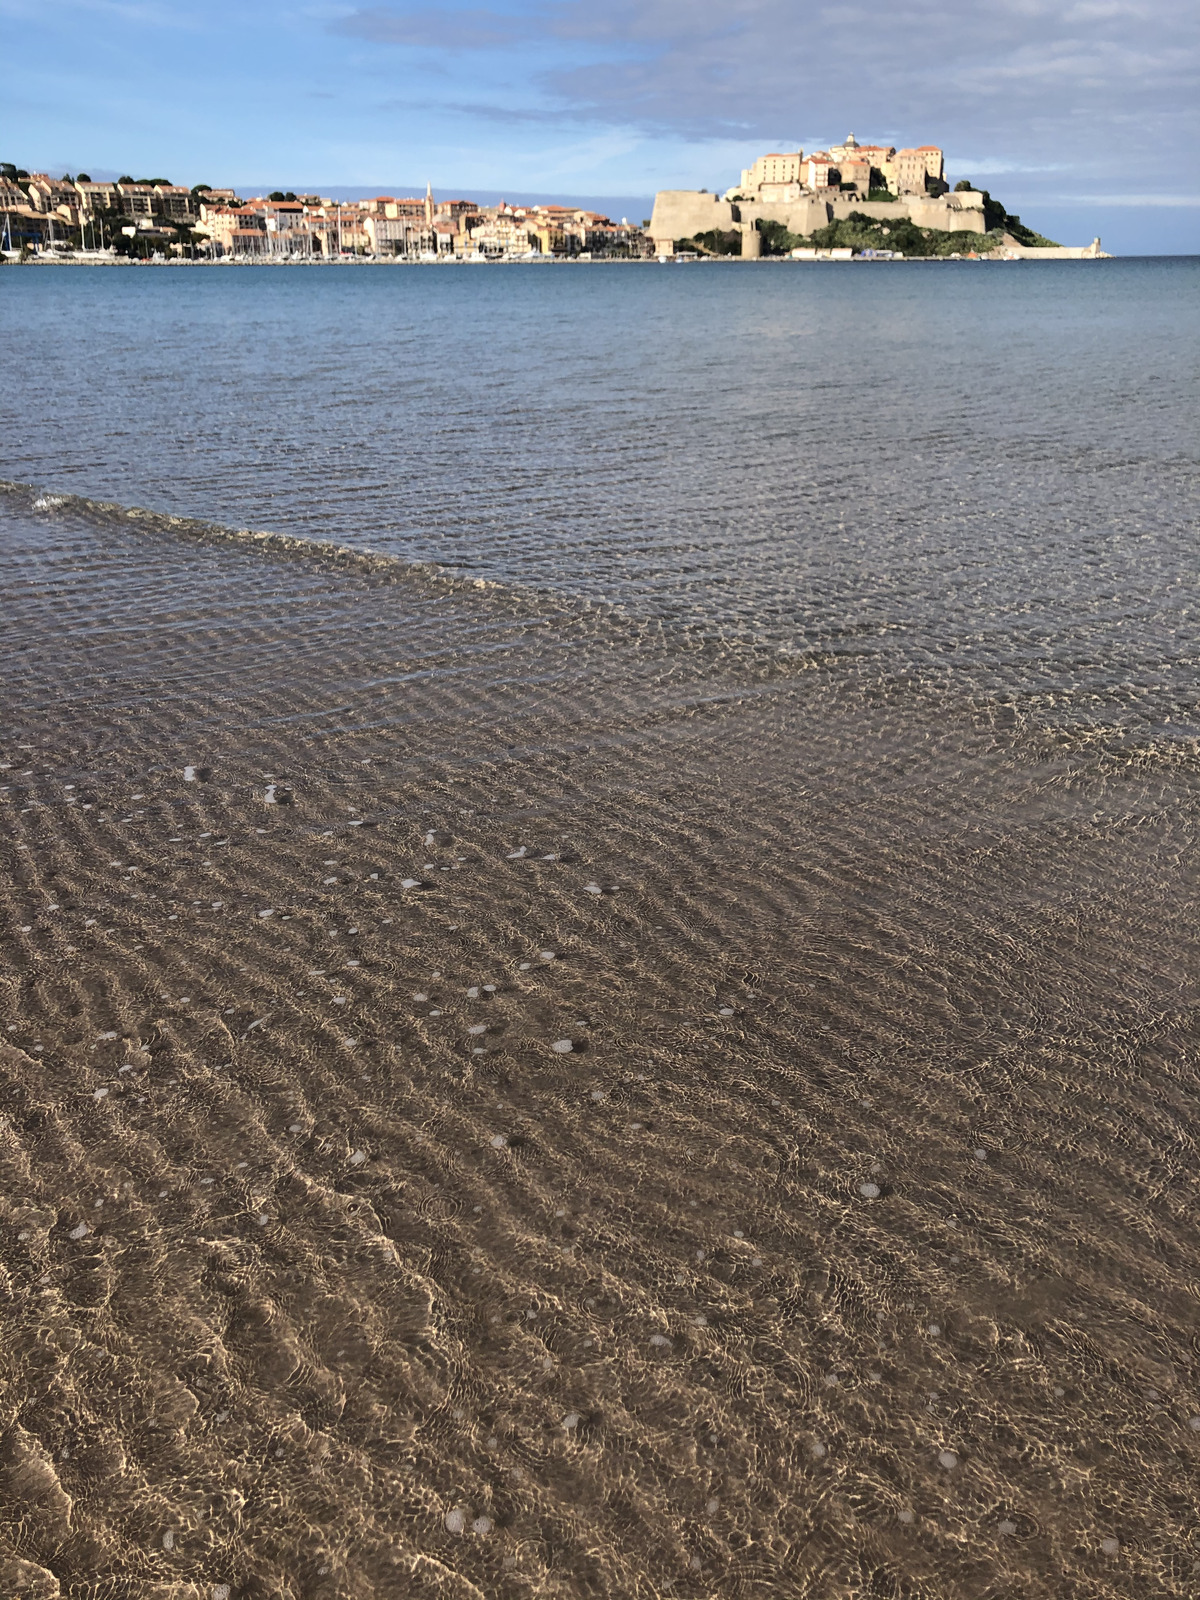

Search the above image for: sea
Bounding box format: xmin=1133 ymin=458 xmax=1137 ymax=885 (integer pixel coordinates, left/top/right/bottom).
xmin=1 ymin=256 xmax=1199 ymax=1600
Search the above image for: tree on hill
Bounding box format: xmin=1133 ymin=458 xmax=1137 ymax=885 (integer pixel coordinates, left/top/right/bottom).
xmin=758 ymin=219 xmax=800 ymax=255
xmin=675 ymin=228 xmax=741 ymax=256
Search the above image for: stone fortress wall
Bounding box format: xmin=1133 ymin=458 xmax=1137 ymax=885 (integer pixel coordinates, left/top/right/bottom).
xmin=648 ymin=189 xmax=989 ymax=255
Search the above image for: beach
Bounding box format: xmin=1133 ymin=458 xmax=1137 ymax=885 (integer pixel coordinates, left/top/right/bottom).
xmin=3 ymin=482 xmax=1199 ymax=1599
xmin=2 ymin=259 xmax=1199 ymax=1597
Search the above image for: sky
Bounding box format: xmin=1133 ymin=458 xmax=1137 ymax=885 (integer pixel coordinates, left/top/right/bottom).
xmin=4 ymin=0 xmax=1199 ymax=252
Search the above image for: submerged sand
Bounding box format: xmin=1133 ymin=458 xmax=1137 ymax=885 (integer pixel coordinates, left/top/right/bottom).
xmin=2 ymin=490 xmax=1199 ymax=1599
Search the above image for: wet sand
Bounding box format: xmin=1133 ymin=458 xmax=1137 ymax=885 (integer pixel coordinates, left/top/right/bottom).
xmin=2 ymin=490 xmax=1200 ymax=1600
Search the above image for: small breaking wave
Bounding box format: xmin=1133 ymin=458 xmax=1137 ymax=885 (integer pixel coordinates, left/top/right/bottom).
xmin=6 ymin=477 xmax=505 ymax=599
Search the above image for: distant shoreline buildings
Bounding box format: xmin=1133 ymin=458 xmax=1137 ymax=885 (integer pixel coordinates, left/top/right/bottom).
xmin=1 ymin=145 xmax=1105 ymax=263
xmin=0 ymin=168 xmax=651 ymax=260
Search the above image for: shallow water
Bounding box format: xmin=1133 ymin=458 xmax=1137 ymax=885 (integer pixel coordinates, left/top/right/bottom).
xmin=4 ymin=259 xmax=1200 ymax=720
xmin=1 ymin=262 xmax=1199 ymax=1599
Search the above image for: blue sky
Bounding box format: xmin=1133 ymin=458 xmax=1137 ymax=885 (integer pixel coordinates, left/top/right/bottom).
xmin=5 ymin=0 xmax=1198 ymax=252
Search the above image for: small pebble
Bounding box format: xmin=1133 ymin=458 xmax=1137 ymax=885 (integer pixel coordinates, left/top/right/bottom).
xmin=938 ymin=1450 xmax=958 ymax=1470
xmin=444 ymin=1508 xmax=466 ymax=1534
xmin=858 ymin=1181 xmax=880 ymax=1199
xmin=472 ymin=1515 xmax=493 ymax=1535
xmin=551 ymin=1039 xmax=574 ymax=1053
xmin=561 ymin=1412 xmax=582 ymax=1430
xmin=1101 ymin=1537 xmax=1119 ymax=1556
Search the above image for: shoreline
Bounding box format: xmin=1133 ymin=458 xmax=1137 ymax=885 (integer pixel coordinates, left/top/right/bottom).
xmin=2 ymin=488 xmax=1197 ymax=1598
xmin=4 ymin=250 xmax=1117 ymax=266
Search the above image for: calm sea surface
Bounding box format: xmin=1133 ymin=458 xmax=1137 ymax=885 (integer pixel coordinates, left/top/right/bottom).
xmin=3 ymin=257 xmax=1198 ymax=735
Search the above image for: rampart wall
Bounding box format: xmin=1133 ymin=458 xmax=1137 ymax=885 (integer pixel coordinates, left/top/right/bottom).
xmin=648 ymin=189 xmax=989 ymax=252
xmin=995 ymin=235 xmax=1108 ymax=259
xmin=647 ymin=192 xmax=736 ymax=248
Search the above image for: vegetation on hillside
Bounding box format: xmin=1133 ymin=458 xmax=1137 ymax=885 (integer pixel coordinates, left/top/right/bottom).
xmin=955 ymin=183 xmax=1059 ymax=247
xmin=757 ymin=206 xmax=1059 ymax=259
xmin=674 ymin=228 xmax=741 ymax=256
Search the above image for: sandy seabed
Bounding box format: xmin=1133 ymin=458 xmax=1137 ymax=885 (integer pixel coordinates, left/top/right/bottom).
xmin=2 ymin=490 xmax=1200 ymax=1600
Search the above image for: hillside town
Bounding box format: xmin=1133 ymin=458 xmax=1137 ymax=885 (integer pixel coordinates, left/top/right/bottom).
xmin=1 ymin=143 xmax=1104 ymax=263
xmin=731 ymin=134 xmax=949 ymax=203
xmin=0 ymin=168 xmax=651 ymax=260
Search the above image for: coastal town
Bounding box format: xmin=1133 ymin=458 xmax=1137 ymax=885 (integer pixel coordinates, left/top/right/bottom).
xmin=0 ymin=169 xmax=651 ymax=260
xmin=0 ymin=141 xmax=1105 ymax=261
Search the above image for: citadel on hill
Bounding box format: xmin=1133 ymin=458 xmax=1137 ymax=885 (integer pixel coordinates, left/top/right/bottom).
xmin=650 ymin=135 xmax=1106 ymax=259
xmin=735 ymin=135 xmax=948 ymax=204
